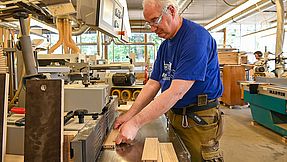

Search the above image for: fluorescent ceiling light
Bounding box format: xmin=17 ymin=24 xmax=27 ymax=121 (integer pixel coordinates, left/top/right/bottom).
xmin=242 ymin=24 xmax=287 ymax=37
xmin=205 ymin=0 xmax=262 ymax=30
xmin=178 ymin=0 xmax=193 ymax=14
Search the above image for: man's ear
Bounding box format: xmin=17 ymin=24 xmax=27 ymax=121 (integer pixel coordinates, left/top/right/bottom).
xmin=168 ymin=5 xmax=176 ymax=17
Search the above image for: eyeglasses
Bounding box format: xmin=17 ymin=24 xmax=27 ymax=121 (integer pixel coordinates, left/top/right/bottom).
xmin=144 ymin=13 xmax=163 ymax=29
xmin=144 ymin=7 xmax=169 ymax=29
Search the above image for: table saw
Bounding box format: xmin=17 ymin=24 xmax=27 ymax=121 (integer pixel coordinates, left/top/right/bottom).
xmin=242 ymin=77 xmax=287 ymax=137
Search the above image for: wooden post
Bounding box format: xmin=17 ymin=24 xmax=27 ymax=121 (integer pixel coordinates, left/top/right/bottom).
xmin=144 ymin=34 xmax=148 ymax=64
xmin=223 ymin=28 xmax=227 ymax=48
xmin=0 ymin=74 xmax=9 ymax=162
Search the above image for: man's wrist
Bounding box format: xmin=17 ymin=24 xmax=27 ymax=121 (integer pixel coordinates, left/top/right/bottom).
xmin=129 ymin=114 xmax=143 ymax=129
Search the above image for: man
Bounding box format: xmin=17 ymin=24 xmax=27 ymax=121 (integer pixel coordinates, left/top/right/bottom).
xmin=254 ymin=51 xmax=263 ymax=61
xmin=114 ymin=0 xmax=224 ymax=161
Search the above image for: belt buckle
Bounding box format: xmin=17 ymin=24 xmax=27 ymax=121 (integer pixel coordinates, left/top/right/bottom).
xmin=197 ymin=94 xmax=207 ymax=106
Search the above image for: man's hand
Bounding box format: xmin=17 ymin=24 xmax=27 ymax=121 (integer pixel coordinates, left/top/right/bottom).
xmin=115 ymin=120 xmax=140 ymax=145
xmin=114 ymin=113 xmax=132 ymax=129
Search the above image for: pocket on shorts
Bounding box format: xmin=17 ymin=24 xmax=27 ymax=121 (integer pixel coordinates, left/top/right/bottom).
xmin=195 ymin=112 xmax=220 ymax=144
xmin=201 ymin=141 xmax=224 ymax=161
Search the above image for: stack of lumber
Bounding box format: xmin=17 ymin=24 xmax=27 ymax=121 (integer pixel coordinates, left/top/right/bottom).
xmin=142 ymin=138 xmax=178 ymax=162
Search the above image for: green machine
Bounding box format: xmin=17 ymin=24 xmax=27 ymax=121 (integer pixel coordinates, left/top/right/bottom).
xmin=242 ymin=0 xmax=287 ymax=137
xmin=243 ymin=77 xmax=287 ymax=137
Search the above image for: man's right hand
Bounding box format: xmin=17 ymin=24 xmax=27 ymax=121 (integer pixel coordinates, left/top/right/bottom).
xmin=114 ymin=113 xmax=132 ymax=129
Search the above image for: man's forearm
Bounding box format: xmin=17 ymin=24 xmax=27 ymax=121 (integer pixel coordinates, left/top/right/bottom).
xmin=126 ymin=79 xmax=160 ymax=117
xmin=131 ymin=88 xmax=179 ymax=127
xmin=130 ymin=80 xmax=194 ymax=127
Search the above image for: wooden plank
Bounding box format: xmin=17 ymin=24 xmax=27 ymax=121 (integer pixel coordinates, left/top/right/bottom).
xmin=0 ymin=74 xmax=9 ymax=162
xmin=103 ymin=129 xmax=119 ymax=149
xmin=0 ymin=28 xmax=3 ymax=43
xmin=158 ymin=143 xmax=162 ymax=162
xmin=218 ymin=52 xmax=246 ymax=65
xmin=25 ymin=79 xmax=64 ymax=162
xmin=159 ymin=143 xmax=179 ymax=162
xmin=142 ymin=138 xmax=159 ymax=162
xmin=0 ymin=44 xmax=6 ymax=73
xmin=3 ymin=29 xmax=9 ymax=48
xmin=63 ymin=131 xmax=77 ymax=162
xmin=47 ymin=3 xmax=76 ymax=16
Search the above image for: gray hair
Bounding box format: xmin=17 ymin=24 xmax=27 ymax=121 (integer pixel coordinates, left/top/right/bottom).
xmin=142 ymin=0 xmax=179 ymax=12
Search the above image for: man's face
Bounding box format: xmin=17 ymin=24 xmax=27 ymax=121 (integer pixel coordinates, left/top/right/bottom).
xmin=143 ymin=4 xmax=174 ymax=39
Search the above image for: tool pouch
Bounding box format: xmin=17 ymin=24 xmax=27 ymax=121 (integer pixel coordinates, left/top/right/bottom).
xmin=201 ymin=141 xmax=224 ymax=161
xmin=200 ymin=108 xmax=224 ymax=161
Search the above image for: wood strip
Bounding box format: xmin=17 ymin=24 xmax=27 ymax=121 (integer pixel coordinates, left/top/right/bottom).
xmin=47 ymin=3 xmax=75 ymax=16
xmin=159 ymin=143 xmax=179 ymax=162
xmin=0 ymin=74 xmax=9 ymax=162
xmin=103 ymin=129 xmax=119 ymax=149
xmin=0 ymin=28 xmax=3 ymax=43
xmin=158 ymin=143 xmax=162 ymax=162
xmin=142 ymin=138 xmax=159 ymax=162
xmin=25 ymin=79 xmax=64 ymax=162
xmin=63 ymin=131 xmax=77 ymax=162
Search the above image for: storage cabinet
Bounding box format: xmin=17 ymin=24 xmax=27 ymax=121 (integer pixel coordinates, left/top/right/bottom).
xmin=222 ymin=65 xmax=246 ymax=106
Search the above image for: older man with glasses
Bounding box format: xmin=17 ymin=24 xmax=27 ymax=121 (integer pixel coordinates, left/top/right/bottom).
xmin=114 ymin=0 xmax=224 ymax=161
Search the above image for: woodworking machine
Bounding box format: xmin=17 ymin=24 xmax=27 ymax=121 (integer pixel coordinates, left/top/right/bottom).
xmin=70 ymin=96 xmax=118 ymax=162
xmin=243 ymin=0 xmax=287 ymax=137
xmin=242 ymin=77 xmax=287 ymax=136
xmin=64 ymin=84 xmax=110 ymax=113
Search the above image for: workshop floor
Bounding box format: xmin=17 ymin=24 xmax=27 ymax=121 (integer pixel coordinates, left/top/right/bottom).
xmin=220 ymin=105 xmax=287 ymax=162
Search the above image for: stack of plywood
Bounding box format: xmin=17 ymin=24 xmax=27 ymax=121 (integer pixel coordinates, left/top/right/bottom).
xmin=141 ymin=138 xmax=178 ymax=162
xmin=218 ymin=51 xmax=247 ymax=65
xmin=0 ymin=44 xmax=7 ymax=73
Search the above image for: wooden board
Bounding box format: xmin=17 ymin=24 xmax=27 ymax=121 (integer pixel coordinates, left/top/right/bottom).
xmin=63 ymin=131 xmax=77 ymax=162
xmin=47 ymin=3 xmax=76 ymax=16
xmin=103 ymin=129 xmax=119 ymax=149
xmin=142 ymin=138 xmax=159 ymax=162
xmin=218 ymin=52 xmax=247 ymax=65
xmin=25 ymin=79 xmax=64 ymax=162
xmin=158 ymin=143 xmax=162 ymax=162
xmin=0 ymin=44 xmax=7 ymax=73
xmin=159 ymin=143 xmax=178 ymax=162
xmin=0 ymin=74 xmax=8 ymax=162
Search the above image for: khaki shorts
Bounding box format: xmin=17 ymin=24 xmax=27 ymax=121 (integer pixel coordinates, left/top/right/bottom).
xmin=167 ymin=107 xmax=224 ymax=162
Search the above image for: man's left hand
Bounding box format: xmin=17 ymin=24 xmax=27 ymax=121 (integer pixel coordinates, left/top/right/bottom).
xmin=115 ymin=120 xmax=140 ymax=145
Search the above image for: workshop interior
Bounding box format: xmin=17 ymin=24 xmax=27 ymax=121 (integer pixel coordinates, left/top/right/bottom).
xmin=0 ymin=0 xmax=287 ymax=161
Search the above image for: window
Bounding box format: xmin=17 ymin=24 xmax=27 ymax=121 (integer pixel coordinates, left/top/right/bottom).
xmin=107 ymin=33 xmax=163 ymax=64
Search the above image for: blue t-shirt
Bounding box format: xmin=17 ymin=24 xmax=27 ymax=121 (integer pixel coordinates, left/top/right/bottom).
xmin=150 ymin=18 xmax=223 ymax=108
